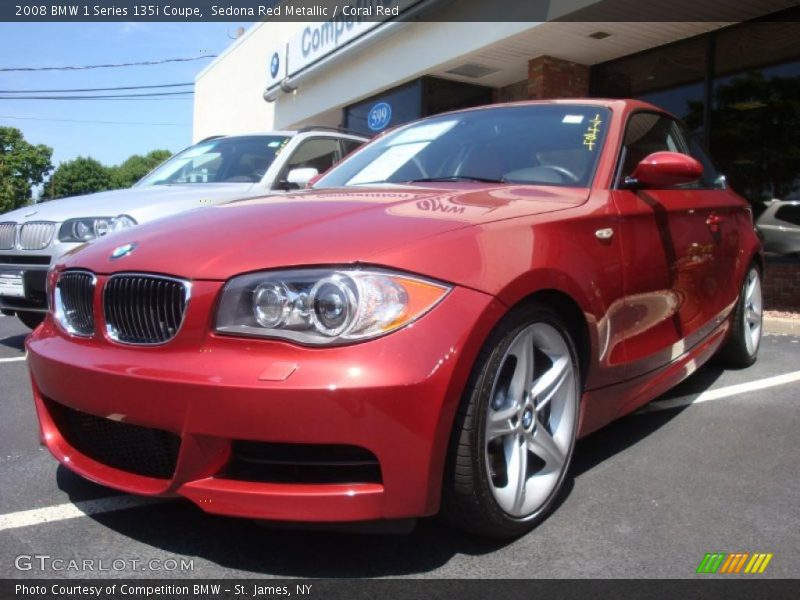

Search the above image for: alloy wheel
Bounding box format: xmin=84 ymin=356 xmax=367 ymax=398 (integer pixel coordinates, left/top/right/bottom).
xmin=743 ymin=268 xmax=763 ymax=356
xmin=484 ymin=323 xmax=578 ymax=518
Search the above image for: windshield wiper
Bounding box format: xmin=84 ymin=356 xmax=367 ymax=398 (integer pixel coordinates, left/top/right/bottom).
xmin=406 ymin=175 xmax=505 ymax=184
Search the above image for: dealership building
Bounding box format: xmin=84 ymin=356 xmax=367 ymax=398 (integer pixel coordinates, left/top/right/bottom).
xmin=193 ymin=0 xmax=800 ymax=307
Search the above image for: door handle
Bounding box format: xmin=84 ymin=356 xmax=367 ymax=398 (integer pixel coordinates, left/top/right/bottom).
xmin=706 ymin=213 xmax=723 ymax=233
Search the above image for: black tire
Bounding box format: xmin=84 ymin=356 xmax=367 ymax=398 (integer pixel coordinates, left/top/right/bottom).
xmin=16 ymin=311 xmax=45 ymax=330
xmin=718 ymin=264 xmax=763 ymax=368
xmin=442 ymin=302 xmax=580 ymax=538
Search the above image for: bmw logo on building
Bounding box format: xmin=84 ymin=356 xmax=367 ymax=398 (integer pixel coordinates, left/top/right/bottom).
xmin=367 ymin=102 xmax=392 ymax=132
xmin=270 ymin=52 xmax=280 ymax=79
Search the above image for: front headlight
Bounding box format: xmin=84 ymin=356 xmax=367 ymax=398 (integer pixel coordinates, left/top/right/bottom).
xmin=215 ymin=268 xmax=451 ymax=345
xmin=58 ymin=215 xmax=137 ymax=242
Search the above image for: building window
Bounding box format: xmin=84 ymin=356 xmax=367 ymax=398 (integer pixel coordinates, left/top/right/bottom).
xmin=591 ymin=35 xmax=707 ymax=132
xmin=343 ymin=77 xmax=493 ymax=136
xmin=709 ymin=21 xmax=800 ymax=204
xmin=591 ymin=15 xmax=800 ymax=211
xmin=344 ymin=80 xmax=424 ymax=136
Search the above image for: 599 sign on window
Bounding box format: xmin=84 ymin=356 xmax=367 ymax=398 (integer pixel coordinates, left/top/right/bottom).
xmin=367 ymin=102 xmax=393 ymax=132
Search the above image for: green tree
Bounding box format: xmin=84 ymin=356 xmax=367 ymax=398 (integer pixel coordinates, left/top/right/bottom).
xmin=109 ymin=149 xmax=172 ymax=189
xmin=44 ymin=156 xmax=112 ymax=200
xmin=0 ymin=127 xmax=53 ymax=212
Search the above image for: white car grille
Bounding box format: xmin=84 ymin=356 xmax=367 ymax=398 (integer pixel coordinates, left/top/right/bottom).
xmin=0 ymin=223 xmax=16 ymax=250
xmin=18 ymin=222 xmax=56 ymax=250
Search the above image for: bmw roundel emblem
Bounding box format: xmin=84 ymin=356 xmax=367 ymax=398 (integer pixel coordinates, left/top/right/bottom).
xmin=110 ymin=242 xmax=137 ymax=260
xmin=367 ymin=102 xmax=392 ymax=132
xmin=270 ymin=53 xmax=280 ymax=79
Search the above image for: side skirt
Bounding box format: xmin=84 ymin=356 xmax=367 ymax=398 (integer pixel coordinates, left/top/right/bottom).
xmin=577 ymin=320 xmax=729 ymax=437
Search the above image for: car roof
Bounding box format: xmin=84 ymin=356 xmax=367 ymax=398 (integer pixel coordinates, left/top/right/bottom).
xmin=204 ymin=130 xmax=368 ymax=141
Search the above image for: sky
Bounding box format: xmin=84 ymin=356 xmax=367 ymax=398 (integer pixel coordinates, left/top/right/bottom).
xmin=0 ymin=22 xmax=249 ymax=169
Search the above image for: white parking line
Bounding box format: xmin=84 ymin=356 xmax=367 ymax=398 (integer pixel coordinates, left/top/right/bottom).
xmin=0 ymin=496 xmax=168 ymax=532
xmin=638 ymin=370 xmax=800 ymax=413
xmin=0 ymin=356 xmax=26 ymax=364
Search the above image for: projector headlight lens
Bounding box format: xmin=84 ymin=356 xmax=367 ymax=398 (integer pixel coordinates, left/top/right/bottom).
xmin=215 ymin=268 xmax=450 ymax=345
xmin=59 ymin=215 xmax=137 ymax=242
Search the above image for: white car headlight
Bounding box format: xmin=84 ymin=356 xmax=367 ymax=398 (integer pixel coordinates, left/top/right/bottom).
xmin=215 ymin=268 xmax=451 ymax=346
xmin=58 ymin=215 xmax=137 ymax=242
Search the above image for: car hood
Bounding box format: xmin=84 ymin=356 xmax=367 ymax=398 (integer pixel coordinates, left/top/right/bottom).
xmin=0 ymin=183 xmax=257 ymax=224
xmin=60 ymin=184 xmax=589 ymax=280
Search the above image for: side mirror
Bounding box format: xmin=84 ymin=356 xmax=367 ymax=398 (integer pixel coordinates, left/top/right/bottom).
xmin=285 ymin=167 xmax=319 ymax=189
xmin=626 ymin=151 xmax=703 ymax=188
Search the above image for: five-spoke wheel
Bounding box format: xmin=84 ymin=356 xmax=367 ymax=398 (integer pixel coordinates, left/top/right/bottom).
xmin=719 ymin=264 xmax=763 ymax=367
xmin=484 ymin=323 xmax=577 ymax=518
xmin=444 ymin=303 xmax=580 ymax=537
xmin=743 ymin=268 xmax=763 ymax=357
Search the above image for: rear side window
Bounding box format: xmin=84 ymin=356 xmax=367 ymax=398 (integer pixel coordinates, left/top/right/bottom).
xmin=682 ymin=127 xmax=723 ymax=189
xmin=775 ymin=205 xmax=800 ymax=226
xmin=341 ymin=139 xmax=364 ymax=157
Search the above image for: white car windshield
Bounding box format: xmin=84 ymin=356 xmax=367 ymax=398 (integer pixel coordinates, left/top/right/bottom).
xmin=137 ymin=135 xmax=290 ymax=186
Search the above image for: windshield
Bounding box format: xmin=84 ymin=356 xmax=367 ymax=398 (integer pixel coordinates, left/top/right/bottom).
xmin=137 ymin=135 xmax=290 ymax=186
xmin=317 ymin=105 xmax=610 ymax=188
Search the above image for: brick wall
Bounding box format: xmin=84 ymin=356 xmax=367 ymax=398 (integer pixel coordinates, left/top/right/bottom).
xmin=527 ymin=55 xmax=589 ymax=99
xmin=764 ymin=260 xmax=800 ymax=311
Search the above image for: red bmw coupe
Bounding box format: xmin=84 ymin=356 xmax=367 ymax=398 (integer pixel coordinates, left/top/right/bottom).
xmin=27 ymin=100 xmax=763 ymax=537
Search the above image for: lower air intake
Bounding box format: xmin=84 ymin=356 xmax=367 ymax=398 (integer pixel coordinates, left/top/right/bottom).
xmin=47 ymin=399 xmax=181 ymax=479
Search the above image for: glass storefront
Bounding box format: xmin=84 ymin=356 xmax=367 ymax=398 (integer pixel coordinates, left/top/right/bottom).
xmin=343 ymin=76 xmax=493 ymax=136
xmin=592 ymin=13 xmax=800 ymax=259
xmin=591 ymin=34 xmax=707 ymax=134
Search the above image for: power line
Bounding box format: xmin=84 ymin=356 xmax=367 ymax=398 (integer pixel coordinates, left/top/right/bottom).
xmin=0 ymin=82 xmax=193 ymax=94
xmin=0 ymin=97 xmax=195 ymax=102
xmin=0 ymin=91 xmax=193 ymax=100
xmin=0 ymin=55 xmax=217 ymax=72
xmin=0 ymin=114 xmax=187 ymax=126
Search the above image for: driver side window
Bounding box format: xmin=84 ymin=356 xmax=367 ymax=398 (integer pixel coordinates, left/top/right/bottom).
xmin=618 ymin=113 xmax=685 ymax=185
xmin=275 ymin=138 xmax=341 ymax=189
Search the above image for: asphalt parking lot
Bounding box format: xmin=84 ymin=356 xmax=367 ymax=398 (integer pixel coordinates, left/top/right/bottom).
xmin=1 ymin=315 xmax=798 ymax=579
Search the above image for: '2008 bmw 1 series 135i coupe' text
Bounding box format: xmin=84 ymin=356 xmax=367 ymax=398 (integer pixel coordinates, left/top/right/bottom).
xmin=27 ymin=100 xmax=762 ymax=537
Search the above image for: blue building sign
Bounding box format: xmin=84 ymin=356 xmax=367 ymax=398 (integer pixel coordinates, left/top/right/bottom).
xmin=367 ymin=102 xmax=392 ymax=131
xmin=270 ymin=52 xmax=280 ymax=79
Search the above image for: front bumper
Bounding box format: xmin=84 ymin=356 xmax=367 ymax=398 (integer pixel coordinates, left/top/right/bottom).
xmin=0 ymin=262 xmax=49 ymax=312
xmin=27 ymin=284 xmax=504 ymax=522
xmin=0 ymin=241 xmax=77 ymax=312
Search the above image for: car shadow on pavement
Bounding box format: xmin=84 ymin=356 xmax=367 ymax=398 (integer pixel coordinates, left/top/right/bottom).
xmin=57 ymin=462 xmax=514 ymax=576
xmin=58 ymin=363 xmax=727 ymax=578
xmin=0 ymin=333 xmax=26 ymax=352
xmin=60 ymin=470 xmax=509 ymax=577
xmin=572 ymin=363 xmax=726 ymax=477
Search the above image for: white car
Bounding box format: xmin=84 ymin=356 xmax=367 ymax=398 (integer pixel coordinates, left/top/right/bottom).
xmin=756 ymin=199 xmax=800 ymax=258
xmin=0 ymin=128 xmax=367 ymax=328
